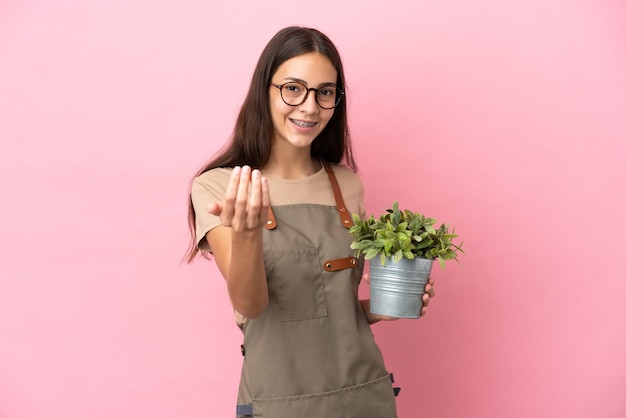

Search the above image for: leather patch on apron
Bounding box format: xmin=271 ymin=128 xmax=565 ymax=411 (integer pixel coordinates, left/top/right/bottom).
xmin=323 ymin=256 xmax=358 ymax=272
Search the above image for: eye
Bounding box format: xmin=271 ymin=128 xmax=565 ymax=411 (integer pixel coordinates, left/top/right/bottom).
xmin=319 ymin=87 xmax=336 ymax=97
xmin=284 ymin=83 xmax=302 ymax=93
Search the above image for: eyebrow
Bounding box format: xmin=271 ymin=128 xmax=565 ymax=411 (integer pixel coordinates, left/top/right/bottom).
xmin=283 ymin=77 xmax=337 ymax=87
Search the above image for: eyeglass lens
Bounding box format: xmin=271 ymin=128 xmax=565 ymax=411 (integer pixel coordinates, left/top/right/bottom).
xmin=280 ymin=82 xmax=341 ymax=109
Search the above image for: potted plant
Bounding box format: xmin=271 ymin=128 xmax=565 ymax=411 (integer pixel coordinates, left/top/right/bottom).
xmin=349 ymin=201 xmax=464 ymax=318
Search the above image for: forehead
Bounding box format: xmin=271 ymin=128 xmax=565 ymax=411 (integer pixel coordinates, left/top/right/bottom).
xmin=273 ymin=52 xmax=338 ymax=85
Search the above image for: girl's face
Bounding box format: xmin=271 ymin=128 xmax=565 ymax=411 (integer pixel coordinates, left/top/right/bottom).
xmin=269 ymin=52 xmax=338 ymax=152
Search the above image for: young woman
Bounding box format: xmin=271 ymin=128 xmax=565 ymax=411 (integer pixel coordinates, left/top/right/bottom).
xmin=186 ymin=26 xmax=434 ymax=418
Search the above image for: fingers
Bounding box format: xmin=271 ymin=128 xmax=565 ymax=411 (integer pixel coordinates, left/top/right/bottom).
xmin=220 ymin=165 xmax=269 ymax=231
xmin=420 ymin=293 xmax=430 ymax=317
xmin=260 ymin=175 xmax=270 ymax=219
xmin=233 ymin=166 xmax=252 ymax=229
xmin=420 ymin=277 xmax=435 ymax=317
xmin=247 ymin=169 xmax=269 ymax=227
xmin=424 ymin=284 xmax=435 ymax=299
xmin=221 ymin=166 xmax=242 ymax=226
xmin=425 ymin=277 xmax=435 ymax=298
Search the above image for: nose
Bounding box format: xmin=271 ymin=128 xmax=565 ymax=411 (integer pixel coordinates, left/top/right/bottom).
xmin=299 ymin=89 xmax=320 ymax=113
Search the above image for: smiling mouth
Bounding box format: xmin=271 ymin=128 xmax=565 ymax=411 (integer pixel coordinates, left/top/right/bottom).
xmin=290 ymin=118 xmax=317 ymax=128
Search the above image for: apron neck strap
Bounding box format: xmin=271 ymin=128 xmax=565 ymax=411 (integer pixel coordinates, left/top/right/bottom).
xmin=322 ymin=161 xmax=353 ymax=229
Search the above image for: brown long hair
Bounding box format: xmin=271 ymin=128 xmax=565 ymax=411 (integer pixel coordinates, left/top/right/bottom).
xmin=184 ymin=26 xmax=357 ymax=262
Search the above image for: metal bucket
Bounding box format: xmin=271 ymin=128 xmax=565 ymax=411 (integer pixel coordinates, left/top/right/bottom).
xmin=369 ymin=257 xmax=433 ymax=319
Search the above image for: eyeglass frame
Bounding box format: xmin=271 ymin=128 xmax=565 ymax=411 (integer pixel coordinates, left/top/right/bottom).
xmin=269 ymin=82 xmax=345 ymax=109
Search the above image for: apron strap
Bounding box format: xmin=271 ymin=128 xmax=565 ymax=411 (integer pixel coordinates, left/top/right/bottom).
xmin=264 ymin=162 xmax=354 ymax=230
xmin=265 ymin=205 xmax=277 ymax=230
xmin=322 ymin=161 xmax=353 ymax=228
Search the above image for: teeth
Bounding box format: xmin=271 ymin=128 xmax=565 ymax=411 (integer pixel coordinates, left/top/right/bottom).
xmin=291 ymin=119 xmax=316 ymax=128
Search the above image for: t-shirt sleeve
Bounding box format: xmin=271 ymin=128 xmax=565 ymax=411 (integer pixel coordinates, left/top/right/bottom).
xmin=358 ymin=189 xmax=367 ymax=219
xmin=190 ymin=168 xmax=231 ymax=252
xmin=351 ymin=172 xmax=367 ymax=219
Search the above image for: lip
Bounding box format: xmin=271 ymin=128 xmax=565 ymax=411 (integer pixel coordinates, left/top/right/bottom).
xmin=289 ymin=118 xmax=318 ymax=131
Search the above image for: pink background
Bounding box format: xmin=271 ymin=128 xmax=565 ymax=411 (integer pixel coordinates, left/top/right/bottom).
xmin=1 ymin=1 xmax=625 ymax=417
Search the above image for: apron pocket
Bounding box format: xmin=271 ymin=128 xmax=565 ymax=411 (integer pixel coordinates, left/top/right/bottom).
xmin=265 ymin=248 xmax=327 ymax=321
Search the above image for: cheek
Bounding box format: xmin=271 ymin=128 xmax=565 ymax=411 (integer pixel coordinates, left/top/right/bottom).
xmin=269 ymin=91 xmax=287 ymax=114
xmin=270 ymin=100 xmax=293 ymax=121
xmin=320 ymin=110 xmax=335 ymax=128
xmin=269 ymin=103 xmax=287 ymax=127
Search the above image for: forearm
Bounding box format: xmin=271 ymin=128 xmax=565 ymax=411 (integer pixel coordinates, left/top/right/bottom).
xmin=226 ymin=230 xmax=268 ymax=319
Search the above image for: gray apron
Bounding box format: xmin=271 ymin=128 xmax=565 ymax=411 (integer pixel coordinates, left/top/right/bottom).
xmin=236 ymin=163 xmax=398 ymax=418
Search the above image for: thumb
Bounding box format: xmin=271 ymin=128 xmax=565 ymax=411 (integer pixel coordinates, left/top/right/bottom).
xmin=362 ymin=272 xmax=371 ymax=285
xmin=207 ymin=201 xmax=223 ymax=216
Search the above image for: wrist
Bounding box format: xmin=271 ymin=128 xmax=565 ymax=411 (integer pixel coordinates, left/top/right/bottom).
xmin=360 ymin=299 xmax=381 ymax=324
xmin=231 ymin=228 xmax=263 ymax=245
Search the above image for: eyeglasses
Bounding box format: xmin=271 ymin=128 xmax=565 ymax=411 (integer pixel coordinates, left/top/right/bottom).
xmin=270 ymin=82 xmax=344 ymax=109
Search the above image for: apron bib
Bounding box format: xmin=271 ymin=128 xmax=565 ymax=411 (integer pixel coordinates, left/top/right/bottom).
xmin=236 ymin=163 xmax=398 ymax=418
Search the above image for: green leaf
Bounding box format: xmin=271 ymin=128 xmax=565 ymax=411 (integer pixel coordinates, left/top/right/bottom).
xmin=438 ymin=258 xmax=446 ymax=269
xmin=442 ymin=234 xmax=459 ymax=240
xmin=415 ymin=238 xmax=434 ymax=249
xmin=365 ymin=248 xmax=380 ymax=260
xmin=445 ymin=249 xmax=457 ymax=259
xmin=384 ymin=231 xmax=397 ymax=240
xmin=353 ymin=240 xmax=373 ymax=250
xmin=373 ymin=239 xmax=387 ymax=248
xmin=410 ymin=218 xmax=422 ymax=232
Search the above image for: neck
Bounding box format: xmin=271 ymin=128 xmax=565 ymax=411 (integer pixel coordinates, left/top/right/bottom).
xmin=262 ymin=149 xmax=321 ymax=179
